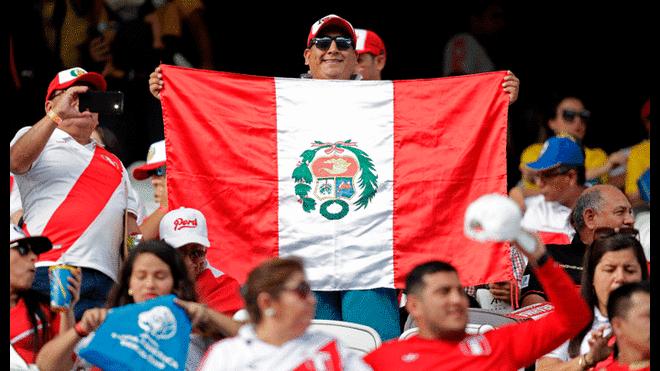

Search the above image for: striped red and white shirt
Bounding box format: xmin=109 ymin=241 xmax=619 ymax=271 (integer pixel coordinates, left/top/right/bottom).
xmin=11 ymin=127 xmax=138 ymax=281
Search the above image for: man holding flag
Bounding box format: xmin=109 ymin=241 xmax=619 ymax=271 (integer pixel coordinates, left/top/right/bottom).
xmin=148 ymin=14 xmax=520 ymax=341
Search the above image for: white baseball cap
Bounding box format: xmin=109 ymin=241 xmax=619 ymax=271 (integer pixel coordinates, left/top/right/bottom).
xmin=464 ymin=193 xmax=536 ymax=253
xmin=159 ymin=207 xmax=210 ymax=248
xmin=132 ymin=140 xmax=166 ymax=180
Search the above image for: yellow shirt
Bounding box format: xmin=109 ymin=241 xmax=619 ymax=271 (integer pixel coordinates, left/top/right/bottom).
xmin=625 ymin=139 xmax=650 ymax=195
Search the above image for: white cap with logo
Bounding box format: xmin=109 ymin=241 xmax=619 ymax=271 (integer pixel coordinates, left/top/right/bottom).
xmin=159 ymin=207 xmax=210 ymax=248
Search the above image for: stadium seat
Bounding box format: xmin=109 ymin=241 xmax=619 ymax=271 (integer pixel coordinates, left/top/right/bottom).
xmin=309 ymin=319 xmax=382 ymax=355
xmin=403 ymin=307 xmax=520 ymax=333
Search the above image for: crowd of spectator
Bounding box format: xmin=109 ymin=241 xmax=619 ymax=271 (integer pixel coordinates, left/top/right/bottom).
xmin=11 ymin=5 xmax=649 ymax=371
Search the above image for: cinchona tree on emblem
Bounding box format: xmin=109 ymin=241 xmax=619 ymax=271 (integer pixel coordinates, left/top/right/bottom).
xmin=292 ymin=140 xmax=378 ymax=220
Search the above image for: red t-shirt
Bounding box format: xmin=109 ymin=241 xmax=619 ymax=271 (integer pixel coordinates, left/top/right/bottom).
xmin=10 ymin=297 xmax=61 ymax=364
xmin=364 ymin=258 xmax=591 ymax=371
xmin=196 ymin=264 xmax=245 ymax=317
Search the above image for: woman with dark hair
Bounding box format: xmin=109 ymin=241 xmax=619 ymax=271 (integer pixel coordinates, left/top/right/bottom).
xmin=537 ymin=229 xmax=649 ymax=371
xmin=198 ymin=257 xmax=373 ymax=371
xmin=36 ymin=240 xmax=241 ymax=371
xmin=10 ymin=224 xmax=82 ymax=368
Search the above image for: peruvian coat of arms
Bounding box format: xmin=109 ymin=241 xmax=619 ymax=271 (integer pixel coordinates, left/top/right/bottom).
xmin=292 ymin=140 xmax=378 ymax=220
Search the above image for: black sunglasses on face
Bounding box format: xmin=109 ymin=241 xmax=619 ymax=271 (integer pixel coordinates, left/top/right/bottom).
xmin=309 ymin=36 xmax=353 ymax=50
xmin=10 ymin=241 xmax=40 ymax=256
xmin=562 ymin=109 xmax=591 ymax=123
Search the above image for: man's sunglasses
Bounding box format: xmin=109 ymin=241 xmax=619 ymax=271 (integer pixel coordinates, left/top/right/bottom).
xmin=185 ymin=249 xmax=206 ymax=261
xmin=10 ymin=240 xmax=49 ymax=256
xmin=594 ymin=227 xmax=639 ymax=240
xmin=309 ymin=36 xmax=353 ymax=51
xmin=562 ymin=109 xmax=591 ymax=123
xmin=148 ymin=165 xmax=166 ymax=177
xmin=283 ymin=281 xmax=312 ymax=300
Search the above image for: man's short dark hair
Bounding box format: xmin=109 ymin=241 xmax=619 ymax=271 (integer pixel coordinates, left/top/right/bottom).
xmin=557 ymin=163 xmax=586 ymax=186
xmin=405 ymin=260 xmax=458 ymax=296
xmin=570 ymin=186 xmax=605 ymax=232
xmin=607 ymin=280 xmax=650 ymax=322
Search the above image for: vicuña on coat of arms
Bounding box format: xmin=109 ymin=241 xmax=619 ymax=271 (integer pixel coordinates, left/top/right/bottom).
xmin=292 ymin=140 xmax=378 ymax=220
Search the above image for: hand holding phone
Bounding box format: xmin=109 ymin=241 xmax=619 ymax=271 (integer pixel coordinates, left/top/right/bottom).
xmin=79 ymin=91 xmax=124 ymax=115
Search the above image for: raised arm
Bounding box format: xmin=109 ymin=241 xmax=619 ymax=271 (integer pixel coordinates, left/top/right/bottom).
xmin=36 ymin=307 xmax=107 ymax=371
xmin=503 ymin=232 xmax=592 ymax=369
xmin=10 ymin=85 xmax=91 ymax=174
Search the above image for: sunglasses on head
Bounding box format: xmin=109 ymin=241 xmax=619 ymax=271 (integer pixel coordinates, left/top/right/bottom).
xmin=594 ymin=227 xmax=639 ymax=240
xmin=309 ymin=36 xmax=353 ymax=50
xmin=283 ymin=281 xmax=312 ymax=299
xmin=562 ymin=109 xmax=591 ymax=123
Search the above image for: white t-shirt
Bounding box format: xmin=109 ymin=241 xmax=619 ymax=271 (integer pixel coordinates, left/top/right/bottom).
xmin=198 ymin=325 xmax=373 ymax=371
xmin=521 ymin=194 xmax=575 ymax=245
xmin=11 ymin=127 xmax=138 ymax=281
xmin=542 ymin=307 xmax=610 ymax=362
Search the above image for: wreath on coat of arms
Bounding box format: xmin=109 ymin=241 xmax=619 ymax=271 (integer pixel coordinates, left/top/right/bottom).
xmin=292 ymin=140 xmax=378 ymax=220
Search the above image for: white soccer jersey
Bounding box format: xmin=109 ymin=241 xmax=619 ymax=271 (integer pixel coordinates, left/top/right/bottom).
xmin=521 ymin=194 xmax=575 ymax=245
xmin=198 ymin=325 xmax=372 ymax=371
xmin=11 ymin=127 xmax=138 ymax=281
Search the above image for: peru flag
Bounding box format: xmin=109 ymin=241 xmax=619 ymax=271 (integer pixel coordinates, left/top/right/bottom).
xmin=161 ymin=65 xmax=511 ymax=290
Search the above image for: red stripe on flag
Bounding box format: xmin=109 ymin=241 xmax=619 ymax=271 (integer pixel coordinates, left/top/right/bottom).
xmin=162 ymin=66 xmax=279 ymax=283
xmin=38 ymin=147 xmax=123 ymax=261
xmin=392 ymin=73 xmax=512 ymax=288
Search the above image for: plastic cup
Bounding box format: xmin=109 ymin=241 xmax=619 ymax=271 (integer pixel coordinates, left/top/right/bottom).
xmin=49 ymin=265 xmax=76 ymax=312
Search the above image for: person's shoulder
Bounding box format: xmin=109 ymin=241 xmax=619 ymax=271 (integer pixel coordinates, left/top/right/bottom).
xmin=520 ymin=143 xmax=544 ymax=162
xmin=364 ymin=336 xmax=442 ymax=368
xmin=365 ymin=336 xmax=424 ymax=356
xmin=630 ymin=139 xmax=650 ymax=155
xmin=584 ymin=146 xmax=608 ymax=164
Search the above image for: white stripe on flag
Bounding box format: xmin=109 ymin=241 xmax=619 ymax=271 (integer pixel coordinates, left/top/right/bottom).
xmin=276 ymin=78 xmax=395 ymax=290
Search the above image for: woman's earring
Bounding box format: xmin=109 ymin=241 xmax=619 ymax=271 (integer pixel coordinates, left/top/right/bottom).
xmin=128 ymin=288 xmax=133 ymax=296
xmin=265 ymin=308 xmax=275 ymax=317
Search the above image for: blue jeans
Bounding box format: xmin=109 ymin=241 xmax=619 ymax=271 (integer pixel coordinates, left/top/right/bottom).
xmin=32 ymin=267 xmax=114 ymax=321
xmin=314 ymin=288 xmax=401 ymax=341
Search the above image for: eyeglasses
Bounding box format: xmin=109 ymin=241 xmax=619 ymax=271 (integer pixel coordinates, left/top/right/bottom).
xmin=309 ymin=36 xmax=353 ymax=50
xmin=594 ymin=227 xmax=639 ymax=240
xmin=149 ymin=165 xmax=166 ymax=178
xmin=180 ymin=248 xmax=206 ymax=261
xmin=561 ymin=109 xmax=591 ymax=123
xmin=535 ymin=167 xmax=572 ymax=182
xmin=283 ymin=281 xmax=312 ymax=299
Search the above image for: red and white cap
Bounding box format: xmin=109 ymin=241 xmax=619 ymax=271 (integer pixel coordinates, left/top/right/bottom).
xmin=159 ymin=207 xmax=210 ymax=248
xmin=46 ymin=67 xmax=106 ymax=101
xmin=132 ymin=140 xmax=166 ymax=180
xmin=355 ymin=29 xmax=386 ymax=57
xmin=307 ymin=14 xmax=357 ymax=47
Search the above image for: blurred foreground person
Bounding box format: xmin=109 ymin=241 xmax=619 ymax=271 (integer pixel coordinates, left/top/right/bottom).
xmin=197 ymin=257 xmax=372 ymax=371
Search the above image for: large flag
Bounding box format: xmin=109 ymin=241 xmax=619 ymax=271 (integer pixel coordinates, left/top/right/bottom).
xmin=161 ymin=65 xmax=512 ymax=290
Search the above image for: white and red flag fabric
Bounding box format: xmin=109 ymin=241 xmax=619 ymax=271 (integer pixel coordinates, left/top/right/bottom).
xmin=160 ymin=65 xmax=512 ymax=290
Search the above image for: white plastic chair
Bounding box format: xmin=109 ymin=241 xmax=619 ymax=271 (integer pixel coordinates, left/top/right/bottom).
xmin=399 ymin=323 xmax=494 ymax=341
xmin=308 ymin=319 xmax=382 ymax=355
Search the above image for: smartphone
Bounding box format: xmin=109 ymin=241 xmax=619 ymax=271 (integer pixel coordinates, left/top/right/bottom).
xmin=79 ymin=91 xmax=124 ymax=115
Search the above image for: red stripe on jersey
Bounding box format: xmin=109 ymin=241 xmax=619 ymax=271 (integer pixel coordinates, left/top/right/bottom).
xmin=37 ymin=146 xmax=123 ymax=261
